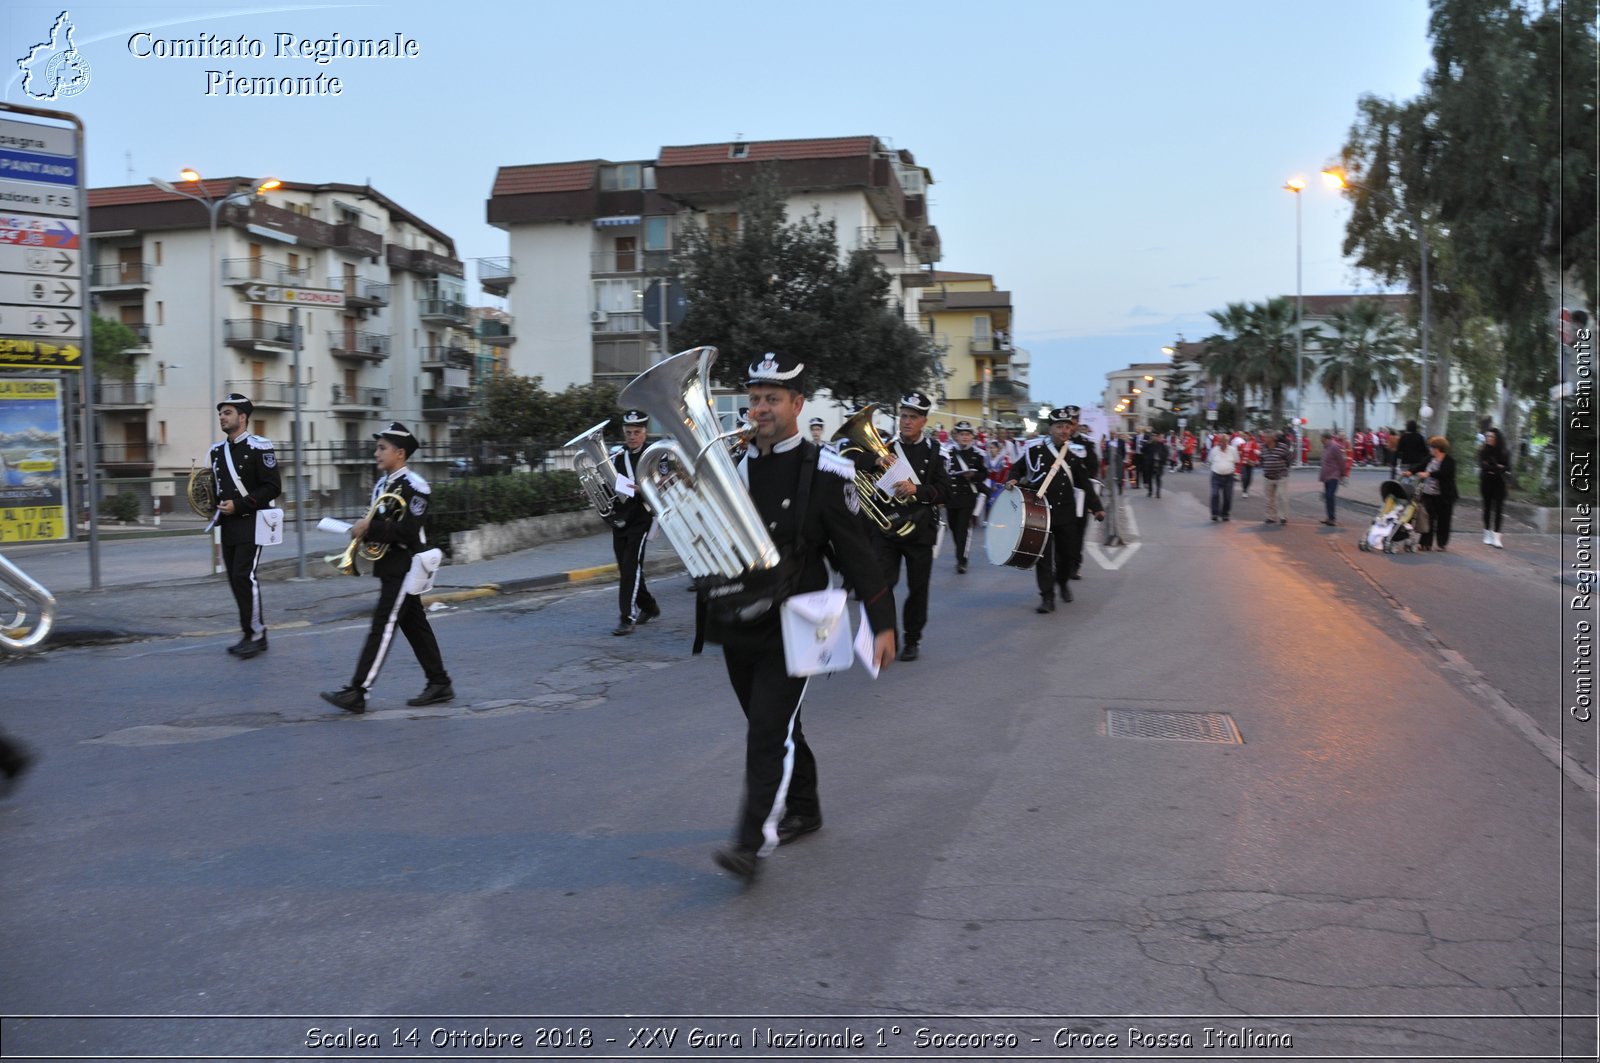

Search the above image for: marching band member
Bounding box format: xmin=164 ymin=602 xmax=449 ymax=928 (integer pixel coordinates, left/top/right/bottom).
xmin=872 ymin=392 xmax=949 ymax=661
xmin=321 ymin=422 xmax=453 ymax=714
xmin=1007 ymin=406 xmax=1103 ymax=613
xmin=608 ymin=410 xmax=661 ymax=637
xmin=943 ymin=420 xmax=986 ymax=574
xmin=1065 ymin=412 xmax=1101 ymax=581
xmin=209 ymin=393 xmax=281 ymax=659
xmin=809 ymin=416 xmax=827 ymax=445
xmin=708 ymin=352 xmax=897 ymax=884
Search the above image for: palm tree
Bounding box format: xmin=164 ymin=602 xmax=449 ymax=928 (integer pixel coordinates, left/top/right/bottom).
xmin=1315 ymin=299 xmax=1413 ymax=433
xmin=1241 ymin=297 xmax=1312 ymax=427
xmin=1203 ymin=302 xmax=1254 ymax=420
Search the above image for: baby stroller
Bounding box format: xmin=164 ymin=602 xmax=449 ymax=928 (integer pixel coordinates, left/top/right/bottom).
xmin=1359 ymin=479 xmax=1417 ymax=554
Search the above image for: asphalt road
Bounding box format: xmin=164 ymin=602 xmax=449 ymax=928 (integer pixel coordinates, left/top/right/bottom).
xmin=1 ymin=471 xmax=1593 ymax=1062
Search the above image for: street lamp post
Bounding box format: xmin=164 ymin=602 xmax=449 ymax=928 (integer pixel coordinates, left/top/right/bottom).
xmin=1323 ymin=168 xmax=1431 ymax=433
xmin=1284 ymin=177 xmax=1306 ymax=464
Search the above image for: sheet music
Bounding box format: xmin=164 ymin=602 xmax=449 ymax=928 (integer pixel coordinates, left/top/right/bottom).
xmin=874 ymin=456 xmax=918 ymax=495
xmin=853 ymin=604 xmax=880 ymax=679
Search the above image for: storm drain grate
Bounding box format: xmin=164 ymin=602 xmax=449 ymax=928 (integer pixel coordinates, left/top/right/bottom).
xmin=1104 ymin=709 xmax=1243 ymax=744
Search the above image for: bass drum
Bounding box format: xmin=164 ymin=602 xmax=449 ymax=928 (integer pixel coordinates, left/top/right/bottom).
xmin=985 ymin=487 xmax=1051 ymax=569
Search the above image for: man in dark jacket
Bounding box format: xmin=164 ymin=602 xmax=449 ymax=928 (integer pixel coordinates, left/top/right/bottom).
xmin=1008 ymin=406 xmax=1104 ymax=612
xmin=871 ymin=391 xmax=949 ymax=661
xmin=208 ymin=393 xmax=281 ymax=659
xmin=942 ymin=420 xmax=986 ymax=573
xmin=1395 ymin=420 xmax=1429 ymax=476
xmin=607 ymin=409 xmax=661 ymax=636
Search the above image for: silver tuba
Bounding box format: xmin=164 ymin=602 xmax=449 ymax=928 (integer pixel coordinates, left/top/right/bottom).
xmin=618 ymin=346 xmax=781 ymax=583
xmin=0 ymin=552 xmax=56 ymax=653
xmin=563 ymin=419 xmax=619 ymax=518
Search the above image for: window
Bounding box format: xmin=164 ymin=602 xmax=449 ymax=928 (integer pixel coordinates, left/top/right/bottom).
xmin=600 ymin=164 xmax=641 ymax=191
xmin=642 ymin=166 xmax=656 ymax=190
xmin=643 ymin=217 xmax=670 ymax=251
xmin=614 ymin=236 xmax=636 ymax=273
xmin=593 ymin=278 xmax=643 ymax=314
xmin=593 ymin=339 xmax=648 ymax=377
xmin=153 ymin=241 xmax=162 ymax=266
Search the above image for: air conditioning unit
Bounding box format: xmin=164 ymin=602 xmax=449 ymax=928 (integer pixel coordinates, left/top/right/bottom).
xmin=590 ymin=310 xmax=608 ymax=324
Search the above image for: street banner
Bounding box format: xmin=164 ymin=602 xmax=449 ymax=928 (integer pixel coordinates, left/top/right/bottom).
xmin=0 ymin=376 xmax=68 ymax=542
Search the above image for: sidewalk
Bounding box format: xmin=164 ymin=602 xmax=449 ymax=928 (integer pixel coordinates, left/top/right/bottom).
xmin=21 ymin=530 xmax=687 ymax=649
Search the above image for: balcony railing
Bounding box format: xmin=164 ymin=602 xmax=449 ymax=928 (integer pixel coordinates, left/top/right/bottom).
xmin=223 ymin=318 xmax=299 ymax=347
xmin=90 ymin=262 xmax=153 ymax=288
xmin=331 ymin=385 xmax=388 ymax=408
xmin=969 ymin=334 xmax=1014 ymax=356
xmin=221 ymin=258 xmax=313 ymax=286
xmin=226 ymin=379 xmax=307 ymax=408
xmin=589 ymin=249 xmax=672 ymax=274
xmin=477 ymin=317 xmax=514 ymax=345
xmin=969 ymin=379 xmax=1030 ymax=400
xmin=592 ymin=311 xmax=646 ymax=333
xmin=94 ymin=381 xmax=153 ymax=406
xmin=423 ymin=388 xmax=476 ymax=413
xmin=343 ymin=277 xmax=392 ymax=307
xmin=478 ymin=256 xmax=515 ymax=293
xmin=327 ymin=330 xmax=391 ymax=360
xmin=332 ymin=440 xmax=375 ymax=461
xmin=118 ymin=322 xmax=152 ymax=347
xmin=419 ymin=298 xmax=469 ymax=324
xmin=96 ymin=443 xmax=155 ymax=466
xmin=857 ymin=225 xmax=906 ymax=255
xmin=421 ymin=345 xmax=473 ymax=369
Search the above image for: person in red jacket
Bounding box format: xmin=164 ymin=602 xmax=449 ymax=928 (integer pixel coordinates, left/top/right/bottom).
xmin=1181 ymin=431 xmax=1197 ymax=471
xmin=1237 ymin=432 xmax=1261 ymax=498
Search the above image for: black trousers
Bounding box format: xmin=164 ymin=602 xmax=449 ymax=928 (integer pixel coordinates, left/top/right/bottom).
xmin=874 ymin=534 xmax=930 ymax=643
xmin=946 ymin=497 xmax=978 ymax=565
xmin=612 ymin=523 xmax=657 ymax=623
xmin=1035 ymin=508 xmax=1083 ymax=597
xmin=350 ymin=575 xmax=450 ymax=692
xmin=1419 ymin=495 xmax=1455 ymax=549
xmin=1481 ymin=476 xmax=1506 ymax=531
xmin=221 ymin=542 xmax=265 ymax=638
xmin=723 ymin=639 xmax=814 ymax=855
xmin=1145 ymin=464 xmax=1163 ymax=496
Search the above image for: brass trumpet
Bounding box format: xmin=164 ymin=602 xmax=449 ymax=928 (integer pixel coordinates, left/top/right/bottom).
xmin=833 ymin=404 xmax=918 ymax=537
xmin=326 ymin=491 xmax=406 ymax=575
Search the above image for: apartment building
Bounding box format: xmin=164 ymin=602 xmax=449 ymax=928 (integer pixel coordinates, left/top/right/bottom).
xmin=914 ymin=270 xmax=1030 ymax=429
xmin=484 ymin=136 xmax=939 ymax=423
xmin=86 ymin=179 xmax=478 ymax=503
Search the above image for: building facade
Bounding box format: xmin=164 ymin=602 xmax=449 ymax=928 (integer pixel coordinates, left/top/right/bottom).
xmin=86 ymin=179 xmax=478 ymax=506
xmin=483 ymin=136 xmax=940 ymax=427
xmin=914 ymin=270 xmax=1030 ymax=430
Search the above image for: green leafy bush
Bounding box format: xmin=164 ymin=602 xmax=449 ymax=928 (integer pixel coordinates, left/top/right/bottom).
xmin=428 ymin=470 xmax=588 ymax=537
xmin=103 ymin=490 xmax=142 ymax=522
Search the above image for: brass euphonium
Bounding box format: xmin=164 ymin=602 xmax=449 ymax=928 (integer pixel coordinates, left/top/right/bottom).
xmin=0 ymin=552 xmax=55 ymax=653
xmin=563 ymin=419 xmax=619 ymax=518
xmin=833 ymin=404 xmax=918 ymax=537
xmin=617 ymin=346 xmax=781 ymax=584
xmin=186 ymin=462 xmax=218 ymax=519
xmin=325 ymin=491 xmax=406 ymax=575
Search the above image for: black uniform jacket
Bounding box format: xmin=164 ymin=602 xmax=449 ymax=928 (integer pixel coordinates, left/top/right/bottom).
xmin=706 ymin=435 xmax=896 ymax=649
xmin=208 ymin=432 xmax=282 ymax=546
xmin=880 ymin=434 xmax=950 ymax=545
xmin=361 ymin=467 xmax=433 ymax=580
xmin=1009 ymin=437 xmax=1102 ymax=516
xmin=608 ymin=444 xmax=658 ymax=531
xmin=943 ymin=443 xmax=987 ymax=506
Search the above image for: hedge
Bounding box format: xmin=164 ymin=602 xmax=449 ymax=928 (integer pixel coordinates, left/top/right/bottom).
xmin=427 ymin=470 xmax=589 ymax=537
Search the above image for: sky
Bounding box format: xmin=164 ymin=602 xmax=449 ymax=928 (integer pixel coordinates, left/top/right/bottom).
xmin=2 ymin=0 xmax=1436 ymax=413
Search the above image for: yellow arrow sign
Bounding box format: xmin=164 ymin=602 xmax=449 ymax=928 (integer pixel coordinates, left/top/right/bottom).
xmin=0 ymin=337 xmax=82 ymax=369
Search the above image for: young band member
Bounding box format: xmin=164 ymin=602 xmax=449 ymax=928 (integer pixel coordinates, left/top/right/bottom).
xmin=608 ymin=410 xmax=661 ymax=637
xmin=321 ymin=423 xmax=453 ymax=714
xmin=1008 ymin=406 xmax=1104 ymax=613
xmin=707 ymin=352 xmax=897 ymax=885
xmin=871 ymin=392 xmax=949 ymax=661
xmin=943 ymin=420 xmax=985 ymax=573
xmin=209 ymin=393 xmax=281 ymax=659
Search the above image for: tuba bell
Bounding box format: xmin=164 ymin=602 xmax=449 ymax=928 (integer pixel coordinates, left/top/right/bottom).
xmin=833 ymin=404 xmax=918 ymax=537
xmin=186 ymin=462 xmax=218 ymax=519
xmin=563 ymin=419 xmax=619 ymax=518
xmin=0 ymin=552 xmax=55 ymax=653
xmin=617 ymin=346 xmax=781 ymax=588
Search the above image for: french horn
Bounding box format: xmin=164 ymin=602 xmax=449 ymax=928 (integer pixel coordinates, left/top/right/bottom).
xmin=186 ymin=462 xmax=218 ymax=519
xmin=326 ymin=491 xmax=406 ymax=575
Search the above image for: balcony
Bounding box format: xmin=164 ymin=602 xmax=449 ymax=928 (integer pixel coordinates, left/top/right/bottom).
xmin=117 ymin=323 xmax=152 ymax=349
xmin=421 ymin=345 xmax=473 ymax=370
xmin=226 ymin=379 xmax=307 ymax=410
xmin=591 ymin=311 xmax=647 ymax=333
xmin=326 ymin=330 xmax=391 ymax=362
xmin=477 ymin=316 xmax=514 ymax=346
xmin=589 ymin=249 xmax=672 ymax=275
xmin=96 ymin=443 xmax=155 ymax=470
xmin=331 ymin=440 xmax=375 ymax=463
xmin=221 ymin=258 xmax=313 ymax=287
xmin=331 ymin=385 xmax=388 ymax=411
xmin=969 ymin=379 xmax=1030 ymax=400
xmin=89 ymin=262 xmax=152 ymax=292
xmin=94 ymin=381 xmax=153 ymax=407
xmin=224 ymin=318 xmax=299 ymax=349
xmin=422 ymin=387 xmax=476 ymax=416
xmin=478 ymin=256 xmax=515 ymax=295
xmin=858 ymin=225 xmax=906 ymax=255
xmin=418 ymin=297 xmax=469 ymax=325
xmin=342 ymin=276 xmax=392 ymax=309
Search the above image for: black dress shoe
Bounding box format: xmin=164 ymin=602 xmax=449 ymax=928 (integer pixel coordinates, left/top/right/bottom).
xmin=956 ymin=561 xmax=967 ymax=574
xmin=226 ymin=635 xmax=253 ymax=655
xmin=899 ymin=641 xmax=920 ymax=662
xmin=233 ymin=636 xmax=268 ymax=659
xmin=776 ymin=812 xmax=822 ymax=846
xmin=712 ymin=845 xmax=761 ymax=883
xmin=321 ymin=687 xmax=366 ymax=714
xmin=406 ymin=683 xmax=455 ymax=707
xmin=1036 ymin=597 xmax=1055 ymax=614
xmin=637 ymin=603 xmax=661 ymax=624
xmin=1070 ymin=570 xmax=1083 ymax=580
xmin=611 ymin=620 xmax=635 ymax=636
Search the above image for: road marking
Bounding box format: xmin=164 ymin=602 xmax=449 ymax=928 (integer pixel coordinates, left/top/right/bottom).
xmin=1087 ymin=541 xmax=1141 ymax=570
xmin=1120 ymin=502 xmax=1140 ymax=537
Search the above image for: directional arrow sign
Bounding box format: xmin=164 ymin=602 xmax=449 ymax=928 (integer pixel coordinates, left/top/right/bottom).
xmin=0 ymin=338 xmax=82 ymax=369
xmin=0 ymin=243 xmax=76 ymax=274
xmin=240 ymin=283 xmax=345 ymax=308
xmin=0 ymin=274 xmax=78 ymax=306
xmin=0 ymin=214 xmax=78 ymax=249
xmin=0 ymin=304 xmax=80 ymax=335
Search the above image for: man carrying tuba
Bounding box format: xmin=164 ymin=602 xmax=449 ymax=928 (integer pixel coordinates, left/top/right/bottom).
xmin=321 ymin=422 xmax=454 ymax=714
xmin=209 ymin=393 xmax=281 ymax=659
xmin=607 ymin=409 xmax=662 ymax=637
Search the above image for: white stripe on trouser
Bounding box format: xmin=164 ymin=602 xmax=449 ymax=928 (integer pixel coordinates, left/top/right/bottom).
xmin=247 ymin=546 xmax=264 ymax=636
xmin=757 ymin=678 xmax=810 ymax=857
xmin=360 ymin=588 xmax=409 ymax=691
xmin=627 ymin=533 xmax=648 ymax=620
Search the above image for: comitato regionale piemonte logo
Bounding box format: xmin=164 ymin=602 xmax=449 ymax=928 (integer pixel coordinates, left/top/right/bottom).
xmin=17 ymin=11 xmax=92 ymax=101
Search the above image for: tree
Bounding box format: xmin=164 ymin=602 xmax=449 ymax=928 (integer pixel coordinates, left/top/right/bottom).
xmin=1161 ymin=339 xmax=1197 ymax=418
xmin=672 ymin=169 xmax=938 ymax=403
xmin=91 ymin=314 xmax=142 ymax=381
xmin=1240 ymin=297 xmax=1307 ymax=427
xmin=1202 ymin=302 xmax=1254 ymax=419
xmin=466 ymin=375 xmax=619 ymax=468
xmin=1315 ymin=299 xmax=1412 ymax=433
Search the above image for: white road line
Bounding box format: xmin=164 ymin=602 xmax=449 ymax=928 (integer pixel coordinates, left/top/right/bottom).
xmin=1086 ymin=541 xmax=1141 ymax=571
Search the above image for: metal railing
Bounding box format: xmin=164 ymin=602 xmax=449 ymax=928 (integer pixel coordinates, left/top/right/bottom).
xmin=224 ymin=379 xmax=306 ymax=407
xmin=94 ymin=381 xmax=154 ymax=405
xmin=89 ymin=262 xmax=152 ymax=287
xmin=418 ymin=298 xmax=469 ymax=322
xmin=589 ymin=249 xmax=671 ymax=274
xmin=223 ymin=318 xmax=300 ymax=345
xmin=421 ymin=345 xmax=474 ymax=369
xmin=326 ymin=331 xmax=392 ymax=358
xmin=477 ymin=318 xmax=514 ymax=342
xmin=330 ymin=385 xmax=388 ymax=407
xmin=221 ymin=258 xmax=312 ymax=286
xmin=343 ymin=277 xmax=392 ymax=305
xmin=477 ymin=257 xmax=515 ymax=286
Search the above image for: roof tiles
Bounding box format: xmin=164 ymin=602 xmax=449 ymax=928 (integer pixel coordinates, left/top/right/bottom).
xmin=657 ymin=136 xmax=878 ymax=167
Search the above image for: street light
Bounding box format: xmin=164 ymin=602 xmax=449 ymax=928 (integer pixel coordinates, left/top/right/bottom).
xmin=1283 ymin=177 xmax=1306 ymax=463
xmin=1323 ymin=167 xmax=1432 ymax=431
xmin=148 ymin=172 xmax=280 ymax=417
